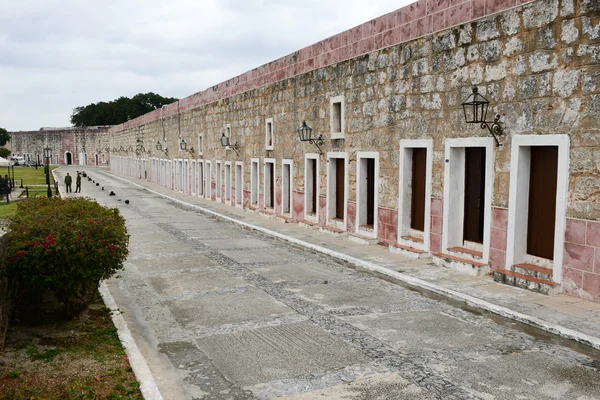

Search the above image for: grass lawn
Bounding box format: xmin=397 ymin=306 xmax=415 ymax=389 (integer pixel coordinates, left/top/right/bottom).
xmin=0 ymin=292 xmax=143 ymax=399
xmin=0 ymin=202 xmax=18 ymax=219
xmin=7 ymin=166 xmax=58 ymax=186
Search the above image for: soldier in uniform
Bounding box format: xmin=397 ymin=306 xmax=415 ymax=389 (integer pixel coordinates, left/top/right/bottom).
xmin=75 ymin=172 xmax=81 ymax=193
xmin=64 ymin=173 xmax=72 ymax=193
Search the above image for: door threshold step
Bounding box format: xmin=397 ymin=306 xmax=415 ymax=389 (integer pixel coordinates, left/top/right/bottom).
xmin=494 ymin=269 xmax=559 ymax=295
xmin=447 ymin=246 xmax=483 ymax=259
xmin=299 ymin=219 xmax=319 ymax=230
xmin=275 ymin=216 xmax=292 ymax=224
xmin=390 ymin=243 xmax=429 ymax=259
xmin=401 ymin=235 xmax=424 ymax=244
xmin=319 ymin=226 xmax=348 ymax=237
xmin=259 ymin=210 xmax=275 ymax=218
xmin=432 ymin=252 xmax=489 ymax=276
xmin=349 ymin=233 xmax=378 ymax=245
xmin=512 ymin=263 xmax=553 ymax=281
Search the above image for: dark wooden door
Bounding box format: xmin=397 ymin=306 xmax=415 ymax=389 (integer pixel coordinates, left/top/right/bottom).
xmin=463 ymin=147 xmax=486 ymax=243
xmin=311 ymin=159 xmax=317 ymax=213
xmin=411 ymin=148 xmax=426 ymax=231
xmin=527 ymin=146 xmax=558 ymax=259
xmin=366 ymin=158 xmax=375 ymax=226
xmin=268 ymin=163 xmax=274 ymax=208
xmin=335 ymin=159 xmax=345 ymax=220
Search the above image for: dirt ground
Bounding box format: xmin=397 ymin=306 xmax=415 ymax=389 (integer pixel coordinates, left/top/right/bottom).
xmin=0 ymin=293 xmax=142 ymax=399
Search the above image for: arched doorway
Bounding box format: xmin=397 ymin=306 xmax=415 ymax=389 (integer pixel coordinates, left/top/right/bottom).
xmin=65 ymin=151 xmax=72 ymax=165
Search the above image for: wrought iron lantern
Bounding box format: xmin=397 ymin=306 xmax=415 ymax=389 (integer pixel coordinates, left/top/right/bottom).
xmin=156 ymin=141 xmax=163 ymax=151
xmin=179 ymin=138 xmax=187 ymax=151
xmin=128 ymin=145 xmax=134 ymax=152
xmin=119 ymin=146 xmax=125 ymax=152
xmin=220 ymin=132 xmax=240 ymax=155
xmin=297 ymin=121 xmax=324 ymax=155
xmin=461 ymin=87 xmax=504 ymax=147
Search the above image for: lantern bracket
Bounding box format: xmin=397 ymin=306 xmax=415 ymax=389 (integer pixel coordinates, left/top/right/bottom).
xmin=481 ymin=114 xmax=503 ymax=148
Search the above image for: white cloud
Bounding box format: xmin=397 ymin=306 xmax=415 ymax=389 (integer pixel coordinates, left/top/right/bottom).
xmin=0 ymin=0 xmax=412 ymax=130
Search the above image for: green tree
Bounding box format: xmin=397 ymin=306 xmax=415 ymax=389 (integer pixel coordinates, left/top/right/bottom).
xmin=0 ymin=148 xmax=10 ymax=158
xmin=70 ymin=92 xmax=178 ymax=127
xmin=0 ymin=128 xmax=10 ymax=146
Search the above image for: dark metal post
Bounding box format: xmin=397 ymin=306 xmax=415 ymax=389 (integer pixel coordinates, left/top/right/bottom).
xmin=44 ymin=148 xmax=52 ymax=198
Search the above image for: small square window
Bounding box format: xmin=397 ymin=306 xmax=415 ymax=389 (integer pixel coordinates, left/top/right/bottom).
xmin=265 ymin=118 xmax=274 ymax=150
xmin=330 ymin=95 xmax=345 ymax=139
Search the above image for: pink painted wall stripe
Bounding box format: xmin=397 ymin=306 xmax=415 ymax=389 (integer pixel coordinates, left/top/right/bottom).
xmin=109 ymin=0 xmax=530 ymax=134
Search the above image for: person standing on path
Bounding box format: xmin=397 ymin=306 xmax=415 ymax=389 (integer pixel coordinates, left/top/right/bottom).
xmin=75 ymin=172 xmax=81 ymax=193
xmin=64 ymin=173 xmax=72 ymax=193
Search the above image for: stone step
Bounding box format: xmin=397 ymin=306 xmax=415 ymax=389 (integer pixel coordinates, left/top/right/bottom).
xmin=389 ymin=243 xmax=429 ymax=259
xmin=348 ymin=233 xmax=378 ymax=245
xmin=319 ymin=226 xmax=348 ymax=237
xmin=512 ymin=263 xmax=553 ymax=281
xmin=432 ymin=252 xmax=489 ymax=276
xmin=298 ymin=219 xmax=319 ymax=230
xmin=493 ymin=269 xmax=559 ymax=295
xmin=447 ymin=246 xmax=483 ymax=260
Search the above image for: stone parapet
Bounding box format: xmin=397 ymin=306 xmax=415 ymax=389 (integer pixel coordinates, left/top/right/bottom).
xmin=108 ymin=0 xmax=537 ymax=134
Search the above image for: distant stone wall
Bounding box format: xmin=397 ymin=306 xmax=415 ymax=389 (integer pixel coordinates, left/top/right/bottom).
xmin=7 ymin=127 xmax=112 ymax=166
xmin=0 ymin=234 xmax=10 ymax=348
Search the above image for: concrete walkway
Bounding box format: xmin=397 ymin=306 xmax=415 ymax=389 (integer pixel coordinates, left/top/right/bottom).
xmin=95 ymin=168 xmax=600 ymax=349
xmin=53 ymin=166 xmax=600 ymax=399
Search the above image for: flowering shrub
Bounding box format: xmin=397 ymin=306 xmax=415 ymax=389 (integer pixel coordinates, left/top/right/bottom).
xmin=4 ymin=197 xmax=129 ymax=318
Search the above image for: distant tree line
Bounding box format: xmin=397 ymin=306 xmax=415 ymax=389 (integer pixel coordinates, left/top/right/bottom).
xmin=70 ymin=92 xmax=178 ymax=127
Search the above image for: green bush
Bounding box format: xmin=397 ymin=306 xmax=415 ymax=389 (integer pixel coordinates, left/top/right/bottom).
xmin=0 ymin=148 xmax=11 ymax=158
xmin=3 ymin=197 xmax=129 ymax=318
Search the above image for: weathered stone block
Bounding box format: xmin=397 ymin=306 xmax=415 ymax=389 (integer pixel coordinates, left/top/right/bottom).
xmin=561 ymin=19 xmax=579 ymax=44
xmin=500 ymin=9 xmax=521 ymax=36
xmin=582 ymin=16 xmax=600 ymax=40
xmin=481 ymin=40 xmax=503 ymax=62
xmin=485 ymin=61 xmax=507 ymax=82
xmin=529 ymin=51 xmax=558 ymax=72
xmin=476 ymin=18 xmax=500 ymax=42
xmin=523 ymin=0 xmax=559 ymax=30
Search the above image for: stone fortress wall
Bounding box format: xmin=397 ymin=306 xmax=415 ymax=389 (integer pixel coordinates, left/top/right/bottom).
xmin=8 ymin=127 xmax=112 ymax=166
xmin=13 ymin=0 xmax=600 ymax=302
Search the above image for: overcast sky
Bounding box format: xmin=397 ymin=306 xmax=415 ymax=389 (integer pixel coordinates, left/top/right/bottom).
xmin=1 ymin=0 xmax=414 ymax=131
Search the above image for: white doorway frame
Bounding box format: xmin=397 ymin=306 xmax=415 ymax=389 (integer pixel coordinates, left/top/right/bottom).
xmin=356 ymin=152 xmax=380 ymax=239
xmin=206 ymin=160 xmax=212 ymax=200
xmin=225 ymin=161 xmax=232 ymax=204
xmin=263 ymin=158 xmax=276 ymax=210
xmin=282 ymin=159 xmax=294 ymax=218
xmin=506 ymin=134 xmax=569 ymax=282
xmin=235 ymin=161 xmax=244 ymax=208
xmin=304 ymin=153 xmax=320 ymax=223
xmin=326 ymin=152 xmax=349 ymax=230
xmin=216 ymin=160 xmax=222 ymax=201
xmin=398 ymin=139 xmax=433 ymax=252
xmin=442 ymin=137 xmax=494 ymax=264
xmin=251 ymin=158 xmax=260 ymax=208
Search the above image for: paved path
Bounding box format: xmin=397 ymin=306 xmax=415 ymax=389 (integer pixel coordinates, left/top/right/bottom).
xmin=55 ymin=166 xmax=600 ymax=399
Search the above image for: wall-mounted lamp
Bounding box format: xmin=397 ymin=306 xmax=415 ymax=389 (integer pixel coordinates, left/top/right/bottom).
xmin=461 ymin=87 xmax=504 ymax=147
xmin=128 ymin=145 xmax=134 ymax=152
xmin=220 ymin=133 xmax=240 ymax=155
xmin=179 ymin=138 xmax=187 ymax=151
xmin=156 ymin=141 xmax=163 ymax=151
xmin=119 ymin=146 xmax=125 ymax=152
xmin=297 ymin=121 xmax=324 ymax=155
